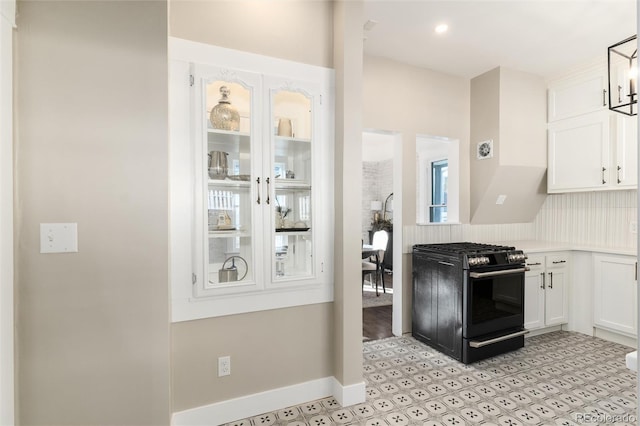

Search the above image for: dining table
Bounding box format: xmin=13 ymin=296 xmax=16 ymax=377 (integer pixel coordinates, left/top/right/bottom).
xmin=362 ymin=244 xmax=378 ymax=260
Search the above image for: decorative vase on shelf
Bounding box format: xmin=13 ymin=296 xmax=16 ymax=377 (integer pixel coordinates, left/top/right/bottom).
xmin=210 ymin=86 xmax=240 ymax=131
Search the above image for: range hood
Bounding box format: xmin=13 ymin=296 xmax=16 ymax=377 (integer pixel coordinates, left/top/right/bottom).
xmin=470 ymin=67 xmax=548 ymax=224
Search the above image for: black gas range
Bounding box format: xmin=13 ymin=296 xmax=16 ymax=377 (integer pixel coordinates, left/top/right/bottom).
xmin=412 ymin=242 xmax=528 ymax=364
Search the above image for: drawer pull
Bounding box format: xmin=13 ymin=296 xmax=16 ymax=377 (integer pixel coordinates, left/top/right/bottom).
xmin=552 ymin=260 xmax=566 ymax=264
xmin=527 ymin=262 xmax=542 ymax=266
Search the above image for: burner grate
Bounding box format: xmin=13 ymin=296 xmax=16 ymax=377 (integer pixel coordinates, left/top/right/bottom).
xmin=413 ymin=242 xmax=514 ymax=255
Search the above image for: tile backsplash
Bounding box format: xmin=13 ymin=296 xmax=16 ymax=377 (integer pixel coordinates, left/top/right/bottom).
xmin=403 ymin=190 xmax=638 ymax=253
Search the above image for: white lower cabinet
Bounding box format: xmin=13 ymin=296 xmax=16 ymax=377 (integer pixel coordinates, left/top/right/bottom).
xmin=524 ymin=252 xmax=569 ymax=330
xmin=593 ymin=254 xmax=637 ymax=337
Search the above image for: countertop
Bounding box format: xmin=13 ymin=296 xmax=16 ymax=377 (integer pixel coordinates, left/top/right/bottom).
xmin=490 ymin=240 xmax=637 ymax=257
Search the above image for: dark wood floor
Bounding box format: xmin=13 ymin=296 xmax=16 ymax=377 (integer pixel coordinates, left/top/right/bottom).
xmin=363 ymin=305 xmax=393 ymax=341
xmin=362 ymin=272 xmax=393 ymax=341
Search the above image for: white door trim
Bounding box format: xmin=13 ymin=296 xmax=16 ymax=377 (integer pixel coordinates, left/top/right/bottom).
xmin=0 ymin=3 xmax=15 ymax=424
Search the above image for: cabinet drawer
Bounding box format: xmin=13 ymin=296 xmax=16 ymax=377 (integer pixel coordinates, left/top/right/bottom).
xmin=546 ymin=254 xmax=570 ymax=268
xmin=526 ymin=256 xmax=545 ymax=271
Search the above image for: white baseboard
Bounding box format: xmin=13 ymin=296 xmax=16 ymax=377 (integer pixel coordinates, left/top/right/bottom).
xmin=172 ymin=376 xmax=365 ymax=425
xmin=332 ymin=377 xmax=366 ymax=407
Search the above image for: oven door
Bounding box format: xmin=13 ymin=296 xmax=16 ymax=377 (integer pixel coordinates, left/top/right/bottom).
xmin=463 ymin=266 xmax=525 ymax=338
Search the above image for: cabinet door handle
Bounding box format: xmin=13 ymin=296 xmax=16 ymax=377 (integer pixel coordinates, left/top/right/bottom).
xmin=636 ymin=262 xmax=637 ymax=281
xmin=618 ymin=85 xmax=623 ymax=103
xmin=603 ymin=88 xmax=607 ymax=106
xmin=527 ymin=262 xmax=542 ymax=266
xmin=266 ymin=177 xmax=270 ymax=205
xmin=540 ymin=272 xmax=545 ymax=289
xmin=256 ymin=177 xmax=261 ymax=204
xmin=602 ymin=167 xmax=607 ymax=185
xmin=552 ymin=260 xmax=566 ymax=264
xmin=548 ymin=272 xmax=553 ymax=289
xmin=617 ymin=166 xmax=622 ymax=184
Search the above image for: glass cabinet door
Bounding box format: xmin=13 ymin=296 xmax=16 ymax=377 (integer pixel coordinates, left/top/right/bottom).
xmin=270 ymin=86 xmax=315 ymax=281
xmin=197 ymin=69 xmax=261 ymax=291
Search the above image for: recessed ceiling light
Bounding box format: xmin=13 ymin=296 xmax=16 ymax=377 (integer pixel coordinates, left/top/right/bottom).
xmin=435 ymin=24 xmax=448 ymax=34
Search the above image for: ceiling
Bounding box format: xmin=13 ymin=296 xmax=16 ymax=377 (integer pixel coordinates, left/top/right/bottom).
xmin=363 ymin=0 xmax=637 ymax=79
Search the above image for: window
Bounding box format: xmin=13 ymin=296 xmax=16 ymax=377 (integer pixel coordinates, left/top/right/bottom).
xmin=429 ymin=159 xmax=448 ymax=223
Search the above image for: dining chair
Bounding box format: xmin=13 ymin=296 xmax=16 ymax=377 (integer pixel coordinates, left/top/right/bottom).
xmin=362 ymin=230 xmax=389 ymax=296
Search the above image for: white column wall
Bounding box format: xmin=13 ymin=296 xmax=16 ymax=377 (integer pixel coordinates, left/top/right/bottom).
xmin=0 ymin=1 xmax=14 ymax=424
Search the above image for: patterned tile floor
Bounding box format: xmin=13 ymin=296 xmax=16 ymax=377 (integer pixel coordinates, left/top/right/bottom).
xmin=230 ymin=331 xmax=638 ymax=425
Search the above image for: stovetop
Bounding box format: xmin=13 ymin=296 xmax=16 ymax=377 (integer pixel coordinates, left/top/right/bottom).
xmin=413 ymin=242 xmax=526 ymax=268
xmin=413 ymin=242 xmax=515 ymax=255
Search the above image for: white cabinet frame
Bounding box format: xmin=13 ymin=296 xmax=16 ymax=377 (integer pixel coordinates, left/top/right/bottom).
xmin=169 ymin=38 xmax=334 ymax=322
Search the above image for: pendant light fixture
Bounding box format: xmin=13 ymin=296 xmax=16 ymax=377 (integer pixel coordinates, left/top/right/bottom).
xmin=608 ymin=35 xmax=638 ymax=116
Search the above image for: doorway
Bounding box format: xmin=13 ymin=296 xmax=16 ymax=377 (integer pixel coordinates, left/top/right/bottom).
xmin=361 ymin=130 xmax=402 ymax=341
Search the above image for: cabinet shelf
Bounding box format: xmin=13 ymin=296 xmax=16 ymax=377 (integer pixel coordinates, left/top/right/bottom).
xmin=275 ymin=228 xmax=310 ymax=234
xmin=274 ymin=135 xmax=311 ymax=144
xmin=274 ymin=179 xmax=311 ymax=190
xmin=208 ymin=229 xmax=251 ymax=238
xmin=208 ymin=179 xmax=251 ymax=188
xmin=208 ymin=128 xmax=250 ymax=140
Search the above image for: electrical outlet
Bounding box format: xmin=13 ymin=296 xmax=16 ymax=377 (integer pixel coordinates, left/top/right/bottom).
xmin=218 ymin=356 xmax=231 ymax=377
xmin=631 ymin=221 xmax=638 ymax=234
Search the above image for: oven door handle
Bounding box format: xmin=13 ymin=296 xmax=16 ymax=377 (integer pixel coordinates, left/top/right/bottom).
xmin=469 ymin=330 xmax=530 ymax=348
xmin=469 ymin=268 xmax=527 ymax=279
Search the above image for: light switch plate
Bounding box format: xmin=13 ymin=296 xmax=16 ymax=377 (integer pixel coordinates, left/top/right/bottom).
xmin=40 ymin=223 xmax=78 ymax=253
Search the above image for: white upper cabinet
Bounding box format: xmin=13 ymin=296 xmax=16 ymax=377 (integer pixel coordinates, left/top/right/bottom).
xmin=547 ymin=111 xmax=610 ymax=192
xmin=547 ymin=63 xmax=638 ymax=194
xmin=614 ymin=114 xmax=638 ymax=188
xmin=169 ymin=38 xmax=334 ymax=321
xmin=548 ymin=65 xmax=607 ymax=122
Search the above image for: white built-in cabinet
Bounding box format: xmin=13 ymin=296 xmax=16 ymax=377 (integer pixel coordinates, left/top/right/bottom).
xmin=169 ymin=38 xmax=334 ymax=321
xmin=547 ymin=64 xmax=638 ymax=193
xmin=547 ymin=65 xmax=608 ymax=122
xmin=593 ymin=254 xmax=637 ymax=337
xmin=524 ymin=252 xmax=569 ymax=330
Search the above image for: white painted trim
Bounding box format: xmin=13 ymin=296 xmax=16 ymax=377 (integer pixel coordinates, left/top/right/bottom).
xmin=0 ymin=0 xmax=15 ymax=28
xmin=0 ymin=9 xmax=14 ymax=426
xmin=391 ymin=132 xmax=403 ymax=336
xmin=331 ymin=378 xmax=366 ymax=407
xmin=169 ymin=38 xmax=335 ymax=322
xmin=172 ymin=377 xmax=335 ymax=425
xmin=172 ymin=284 xmax=333 ymax=322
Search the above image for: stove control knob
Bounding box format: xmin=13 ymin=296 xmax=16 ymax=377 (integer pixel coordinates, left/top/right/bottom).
xmin=468 ymin=257 xmax=477 ymax=266
xmin=508 ymin=252 xmax=526 ymax=262
xmin=481 ymin=256 xmax=490 ymax=265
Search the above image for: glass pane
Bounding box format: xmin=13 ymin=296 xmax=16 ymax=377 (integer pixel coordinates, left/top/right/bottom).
xmin=430 ymin=160 xmax=448 ymax=223
xmin=272 ymin=89 xmax=313 ymax=280
xmin=205 ymin=79 xmax=253 ymax=286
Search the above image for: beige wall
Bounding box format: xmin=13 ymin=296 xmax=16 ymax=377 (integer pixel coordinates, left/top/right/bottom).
xmin=499 ymin=68 xmax=547 ymax=167
xmin=469 ymin=67 xmax=547 ymax=224
xmin=363 ymin=55 xmax=470 ymax=333
xmin=332 ymin=0 xmax=364 ymax=389
xmin=172 ymin=304 xmax=334 ymax=411
xmin=363 ymin=55 xmax=471 ymax=226
xmin=170 ymin=0 xmax=333 ymax=69
xmin=15 ymin=1 xmax=170 ymax=425
xmin=169 ymin=0 xmax=341 ymax=411
xmin=470 ymin=68 xmax=500 ymax=215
